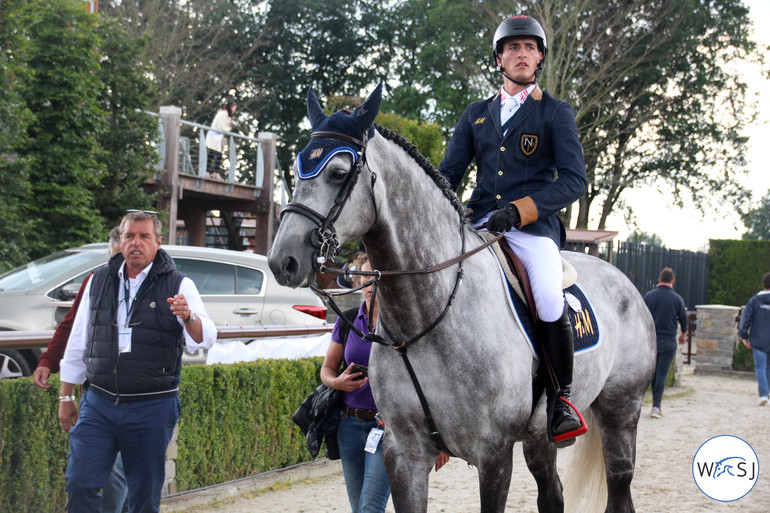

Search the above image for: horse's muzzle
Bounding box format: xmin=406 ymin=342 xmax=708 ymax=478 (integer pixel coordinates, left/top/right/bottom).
xmin=267 ymin=249 xmax=308 ymax=288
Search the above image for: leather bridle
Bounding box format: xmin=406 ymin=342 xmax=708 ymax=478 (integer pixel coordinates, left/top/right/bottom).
xmin=280 ymin=130 xmax=375 ymax=268
xmin=280 ymin=126 xmax=504 ymax=457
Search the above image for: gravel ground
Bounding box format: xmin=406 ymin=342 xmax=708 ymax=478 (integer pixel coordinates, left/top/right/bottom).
xmin=163 ymin=369 xmax=770 ymax=513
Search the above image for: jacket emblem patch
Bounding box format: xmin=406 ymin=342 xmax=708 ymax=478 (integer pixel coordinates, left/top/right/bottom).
xmin=521 ymin=135 xmax=538 ymax=156
xmin=474 ymin=117 xmax=486 ymax=125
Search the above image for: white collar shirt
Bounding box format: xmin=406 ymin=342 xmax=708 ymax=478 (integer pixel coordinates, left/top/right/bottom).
xmin=500 ymin=84 xmax=536 ymax=135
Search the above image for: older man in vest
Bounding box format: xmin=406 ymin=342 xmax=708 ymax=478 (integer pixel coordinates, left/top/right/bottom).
xmin=58 ymin=211 xmax=217 ymax=512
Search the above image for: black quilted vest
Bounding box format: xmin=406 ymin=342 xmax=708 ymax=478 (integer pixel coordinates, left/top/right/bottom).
xmin=86 ymin=249 xmax=185 ymax=401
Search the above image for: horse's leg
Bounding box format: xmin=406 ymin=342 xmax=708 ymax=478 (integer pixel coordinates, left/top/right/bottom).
xmin=522 ymin=437 xmax=563 ymax=513
xmin=382 ymin=434 xmax=432 ymax=513
xmin=592 ymin=395 xmax=642 ymax=513
xmin=476 ymin=442 xmax=514 ymax=513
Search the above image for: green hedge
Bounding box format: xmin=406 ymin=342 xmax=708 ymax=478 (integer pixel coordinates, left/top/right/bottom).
xmin=733 ymin=339 xmax=755 ymax=372
xmin=176 ymin=358 xmax=323 ymax=490
xmin=709 ymin=239 xmax=770 ymax=306
xmin=0 ymin=377 xmax=70 ymax=511
xmin=0 ymin=358 xmax=323 ymax=510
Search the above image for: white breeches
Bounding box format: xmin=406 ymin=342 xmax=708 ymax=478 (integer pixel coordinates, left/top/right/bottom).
xmin=476 ymin=214 xmax=565 ymax=322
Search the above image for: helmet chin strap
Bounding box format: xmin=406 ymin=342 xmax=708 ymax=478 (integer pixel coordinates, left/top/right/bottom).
xmin=500 ymin=69 xmax=536 ymax=87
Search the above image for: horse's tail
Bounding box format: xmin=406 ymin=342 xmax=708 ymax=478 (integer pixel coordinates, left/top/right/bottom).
xmin=562 ymin=409 xmax=607 ymax=512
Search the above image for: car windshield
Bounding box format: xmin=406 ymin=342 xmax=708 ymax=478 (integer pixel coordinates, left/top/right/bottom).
xmin=0 ymin=250 xmax=99 ymax=291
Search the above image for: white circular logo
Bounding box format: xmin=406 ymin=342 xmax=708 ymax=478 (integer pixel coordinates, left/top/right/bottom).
xmin=692 ymin=435 xmax=759 ymax=502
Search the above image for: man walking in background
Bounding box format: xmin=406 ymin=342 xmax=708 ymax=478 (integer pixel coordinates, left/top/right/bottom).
xmin=643 ymin=267 xmax=689 ymax=418
xmin=739 ymin=273 xmax=770 ymax=406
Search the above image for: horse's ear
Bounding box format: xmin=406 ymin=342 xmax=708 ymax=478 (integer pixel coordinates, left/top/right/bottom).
xmin=351 ymin=83 xmax=382 ymax=134
xmin=307 ymin=87 xmax=326 ymax=129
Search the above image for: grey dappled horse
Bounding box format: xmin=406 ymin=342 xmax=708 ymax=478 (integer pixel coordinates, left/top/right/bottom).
xmin=268 ymin=85 xmax=657 ymax=513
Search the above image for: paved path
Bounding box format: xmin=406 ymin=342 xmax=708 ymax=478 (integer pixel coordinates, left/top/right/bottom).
xmin=161 ymin=370 xmax=770 ymax=512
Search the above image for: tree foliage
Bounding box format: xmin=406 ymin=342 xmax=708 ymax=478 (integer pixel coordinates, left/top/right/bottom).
xmin=741 ymin=190 xmax=770 ymax=240
xmin=709 ymin=239 xmax=770 ymax=306
xmin=93 ymin=19 xmax=159 ymax=229
xmin=243 ymin=0 xmax=393 ymax=173
xmin=626 ymin=230 xmax=665 ymax=247
xmin=383 ymin=0 xmax=759 ymax=229
xmin=0 ymin=0 xmax=160 ymax=271
xmin=18 ymin=0 xmax=105 ymax=258
xmin=100 ymin=0 xmax=266 ymax=123
xmin=2 ymin=0 xmax=761 ymax=271
xmin=0 ymin=0 xmax=34 ymax=272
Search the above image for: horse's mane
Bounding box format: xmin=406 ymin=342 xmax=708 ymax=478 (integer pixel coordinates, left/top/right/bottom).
xmin=373 ymin=124 xmax=467 ymax=220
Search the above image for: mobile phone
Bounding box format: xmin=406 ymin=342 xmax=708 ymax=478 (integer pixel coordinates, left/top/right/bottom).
xmin=350 ymin=364 xmax=368 ymax=380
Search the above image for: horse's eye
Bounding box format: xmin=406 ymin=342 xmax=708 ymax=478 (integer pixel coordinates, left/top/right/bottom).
xmin=328 ymin=168 xmax=348 ymax=182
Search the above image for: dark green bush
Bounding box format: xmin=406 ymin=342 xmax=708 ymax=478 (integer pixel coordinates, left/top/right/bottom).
xmin=0 ymin=358 xmax=323 ymax=509
xmin=0 ymin=376 xmax=69 ymax=511
xmin=709 ymin=240 xmax=770 ymax=306
xmin=733 ymin=339 xmax=755 ymax=372
xmin=175 ymin=358 xmax=323 ymax=491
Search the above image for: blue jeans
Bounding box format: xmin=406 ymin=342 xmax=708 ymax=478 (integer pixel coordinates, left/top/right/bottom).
xmin=652 ymin=348 xmax=676 ymax=408
xmin=752 ymin=348 xmax=770 ymax=398
xmin=337 ymin=416 xmax=391 ymax=513
xmin=66 ymin=390 xmax=180 ymax=513
xmin=101 ymin=452 xmax=129 ymax=513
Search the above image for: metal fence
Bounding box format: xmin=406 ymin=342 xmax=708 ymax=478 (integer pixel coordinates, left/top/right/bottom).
xmin=611 ymin=242 xmax=709 ymax=310
xmin=563 ymin=240 xmax=709 ymax=309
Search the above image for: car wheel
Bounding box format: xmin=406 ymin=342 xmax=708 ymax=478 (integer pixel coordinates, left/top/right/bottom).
xmin=0 ymin=350 xmax=31 ymax=379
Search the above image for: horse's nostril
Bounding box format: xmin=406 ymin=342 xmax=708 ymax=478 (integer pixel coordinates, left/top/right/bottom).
xmin=285 ymin=256 xmax=299 ymax=276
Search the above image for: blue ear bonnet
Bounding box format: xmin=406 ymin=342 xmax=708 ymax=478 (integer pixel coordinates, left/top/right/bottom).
xmin=297 ymin=111 xmax=374 ymax=180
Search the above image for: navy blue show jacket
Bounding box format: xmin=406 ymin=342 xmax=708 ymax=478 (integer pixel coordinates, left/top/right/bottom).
xmin=438 ymin=86 xmax=587 ymax=247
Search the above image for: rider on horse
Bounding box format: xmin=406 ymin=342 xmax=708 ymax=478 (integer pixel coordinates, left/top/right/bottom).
xmin=438 ymin=15 xmax=588 ymax=443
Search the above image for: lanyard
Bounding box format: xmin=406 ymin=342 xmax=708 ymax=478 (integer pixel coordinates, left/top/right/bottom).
xmin=123 ymin=275 xmax=141 ymax=324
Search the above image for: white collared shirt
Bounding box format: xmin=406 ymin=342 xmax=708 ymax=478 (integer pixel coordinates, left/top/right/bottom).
xmin=60 ymin=260 xmax=217 ymax=385
xmin=500 ymin=84 xmax=536 ymax=135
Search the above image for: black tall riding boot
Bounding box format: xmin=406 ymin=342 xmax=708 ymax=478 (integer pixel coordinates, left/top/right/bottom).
xmin=541 ymin=305 xmax=582 ymax=439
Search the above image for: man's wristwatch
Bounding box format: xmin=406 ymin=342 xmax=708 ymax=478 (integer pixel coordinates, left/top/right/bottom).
xmin=183 ymin=311 xmax=197 ymax=324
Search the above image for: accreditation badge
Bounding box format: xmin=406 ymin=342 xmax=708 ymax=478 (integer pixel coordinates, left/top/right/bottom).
xmin=118 ymin=327 xmax=132 ymax=353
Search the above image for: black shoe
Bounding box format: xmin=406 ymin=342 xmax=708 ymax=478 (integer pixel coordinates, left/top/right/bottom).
xmin=551 ymin=396 xmax=582 ymax=435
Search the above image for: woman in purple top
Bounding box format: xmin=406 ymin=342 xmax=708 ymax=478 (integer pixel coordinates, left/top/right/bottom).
xmin=320 ymin=258 xmax=390 ymax=512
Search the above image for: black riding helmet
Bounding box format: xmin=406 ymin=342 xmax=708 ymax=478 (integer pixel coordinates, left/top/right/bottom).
xmin=492 ymin=15 xmax=547 ymax=73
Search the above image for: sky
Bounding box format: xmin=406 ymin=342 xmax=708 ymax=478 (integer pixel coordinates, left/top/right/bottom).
xmin=601 ymin=0 xmax=770 ymax=252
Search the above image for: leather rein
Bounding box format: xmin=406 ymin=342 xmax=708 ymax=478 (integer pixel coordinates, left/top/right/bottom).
xmin=280 ymin=127 xmax=503 ymax=456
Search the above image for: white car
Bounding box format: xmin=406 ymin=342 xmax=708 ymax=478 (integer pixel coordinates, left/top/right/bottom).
xmin=0 ymin=244 xmax=327 ymax=378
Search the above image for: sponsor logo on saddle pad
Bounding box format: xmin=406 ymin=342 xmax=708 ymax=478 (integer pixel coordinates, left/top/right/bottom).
xmin=564 ymin=285 xmax=599 ymax=351
xmin=693 ymin=435 xmax=758 ymax=502
xmin=507 ymin=282 xmax=599 ymax=355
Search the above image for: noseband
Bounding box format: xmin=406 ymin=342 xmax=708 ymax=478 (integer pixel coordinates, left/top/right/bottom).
xmin=280 ymin=130 xmax=376 ymax=268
